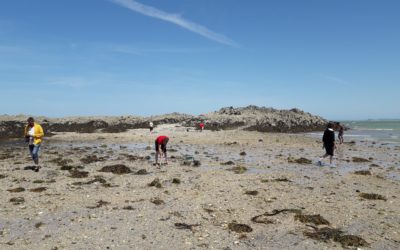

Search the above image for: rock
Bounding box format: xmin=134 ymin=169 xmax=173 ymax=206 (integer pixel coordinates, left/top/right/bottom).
xmin=0 ymin=106 xmax=327 ymax=139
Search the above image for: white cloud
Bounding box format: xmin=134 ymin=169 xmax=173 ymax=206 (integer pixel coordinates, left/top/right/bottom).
xmin=109 ymin=0 xmax=239 ymax=47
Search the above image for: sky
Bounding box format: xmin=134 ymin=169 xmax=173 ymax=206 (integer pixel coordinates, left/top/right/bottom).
xmin=1 ymin=0 xmax=399 ymax=120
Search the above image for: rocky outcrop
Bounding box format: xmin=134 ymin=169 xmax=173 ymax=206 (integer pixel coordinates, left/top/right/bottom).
xmin=185 ymin=106 xmax=327 ymax=132
xmin=0 ymin=106 xmax=327 ymax=138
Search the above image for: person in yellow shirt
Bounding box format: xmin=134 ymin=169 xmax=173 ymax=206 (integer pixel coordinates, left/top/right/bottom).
xmin=24 ymin=117 xmax=44 ymax=171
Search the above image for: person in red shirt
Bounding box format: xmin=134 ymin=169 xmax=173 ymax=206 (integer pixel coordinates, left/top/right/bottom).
xmin=199 ymin=123 xmax=205 ymax=132
xmin=155 ymin=135 xmax=169 ymax=166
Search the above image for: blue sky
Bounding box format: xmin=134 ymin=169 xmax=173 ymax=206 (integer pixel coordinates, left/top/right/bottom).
xmin=1 ymin=0 xmax=399 ymax=120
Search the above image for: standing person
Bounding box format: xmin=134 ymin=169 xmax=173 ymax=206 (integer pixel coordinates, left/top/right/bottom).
xmin=24 ymin=117 xmax=44 ymax=171
xmin=154 ymin=135 xmax=169 ymax=166
xmin=199 ymin=122 xmax=205 ymax=132
xmin=319 ymin=123 xmax=335 ymax=165
xmin=149 ymin=121 xmax=154 ymax=134
xmin=338 ymin=123 xmax=344 ymax=144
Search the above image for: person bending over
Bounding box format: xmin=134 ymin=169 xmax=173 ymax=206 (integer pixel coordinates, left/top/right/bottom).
xmin=155 ymin=135 xmax=169 ymax=166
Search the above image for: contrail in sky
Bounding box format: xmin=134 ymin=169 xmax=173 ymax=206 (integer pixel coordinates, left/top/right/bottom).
xmin=110 ymin=0 xmax=239 ymax=47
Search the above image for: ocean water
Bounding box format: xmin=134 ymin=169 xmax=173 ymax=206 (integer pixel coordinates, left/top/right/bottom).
xmin=341 ymin=119 xmax=400 ymax=144
xmin=305 ymin=120 xmax=400 ymax=145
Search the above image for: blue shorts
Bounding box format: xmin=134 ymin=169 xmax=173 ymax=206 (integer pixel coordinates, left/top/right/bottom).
xmin=29 ymin=144 xmax=41 ymax=160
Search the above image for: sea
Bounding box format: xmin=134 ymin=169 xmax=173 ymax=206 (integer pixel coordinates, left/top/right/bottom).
xmin=340 ymin=119 xmax=400 ymax=144
xmin=306 ymin=119 xmax=400 ymax=145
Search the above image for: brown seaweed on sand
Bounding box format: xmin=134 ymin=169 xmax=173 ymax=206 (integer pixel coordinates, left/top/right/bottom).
xmin=354 ymin=170 xmax=372 ymax=175
xmin=265 ymin=209 xmax=302 ymax=216
xmin=244 ymin=190 xmax=258 ymax=195
xmin=228 ymin=166 xmax=247 ymax=174
xmin=359 ymin=192 xmax=387 ymax=201
xmin=150 ymin=198 xmax=165 ymax=205
xmin=68 ymin=170 xmax=89 ymax=178
xmin=7 ymin=187 xmax=25 ymax=193
xmin=148 ymin=178 xmax=162 ymax=188
xmin=87 ymin=200 xmax=110 ymax=209
xmin=30 ymin=187 xmax=47 ymax=192
xmin=295 ymin=214 xmax=330 ymax=225
xmin=288 ymin=157 xmax=312 ymax=164
xmin=228 ymin=222 xmax=253 ymax=233
xmin=174 ymin=223 xmax=199 ymax=231
xmin=9 ymin=197 xmax=25 ymax=205
xmin=134 ymin=169 xmax=148 ymax=175
xmin=304 ymin=226 xmax=369 ymax=248
xmin=251 ymin=214 xmax=274 ymax=224
xmin=352 ymin=157 xmax=370 ymax=163
xmin=99 ymin=164 xmax=131 ymax=174
xmin=80 ymin=155 xmax=105 ymax=164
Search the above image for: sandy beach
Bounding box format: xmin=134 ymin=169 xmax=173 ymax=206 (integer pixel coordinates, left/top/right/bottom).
xmin=1 ymin=124 xmax=399 ymax=249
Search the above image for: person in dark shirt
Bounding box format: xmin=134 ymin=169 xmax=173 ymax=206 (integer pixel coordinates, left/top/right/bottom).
xmin=338 ymin=123 xmax=344 ymax=144
xmin=154 ymin=135 xmax=169 ymax=166
xmin=319 ymin=123 xmax=336 ymax=165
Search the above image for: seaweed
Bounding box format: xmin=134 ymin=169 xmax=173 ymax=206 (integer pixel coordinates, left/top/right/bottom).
xmin=228 ymin=222 xmax=253 ymax=233
xmin=352 ymin=157 xmax=370 ymax=163
xmin=228 ymin=166 xmax=247 ymax=174
xmin=172 ymin=178 xmax=181 ymax=184
xmin=244 ymin=190 xmax=258 ymax=196
xmin=174 ymin=223 xmax=199 ymax=231
xmin=354 ymin=170 xmax=371 ymax=175
xmin=251 ymin=214 xmax=274 ymax=224
xmin=9 ymin=197 xmax=25 ymax=205
xmin=7 ymin=187 xmax=25 ymax=193
xmin=99 ymin=164 xmax=132 ymax=174
xmin=304 ymin=226 xmax=369 ymax=248
xmin=135 ymin=169 xmax=149 ymax=175
xmin=148 ymin=178 xmax=162 ymax=188
xmin=288 ymin=157 xmax=312 ymax=164
xmin=359 ymin=192 xmax=387 ymax=201
xmin=30 ymin=187 xmax=47 ymax=192
xmin=87 ymin=200 xmax=110 ymax=209
xmin=150 ymin=198 xmax=164 ymax=205
xmin=69 ymin=170 xmax=89 ymax=178
xmin=294 ymin=214 xmax=330 ymax=226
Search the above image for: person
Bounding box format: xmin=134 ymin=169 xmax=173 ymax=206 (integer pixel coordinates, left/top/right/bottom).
xmin=199 ymin=122 xmax=205 ymax=132
xmin=154 ymin=135 xmax=169 ymax=166
xmin=24 ymin=117 xmax=44 ymax=171
xmin=319 ymin=123 xmax=335 ymax=165
xmin=338 ymin=123 xmax=344 ymax=144
xmin=149 ymin=121 xmax=154 ymax=134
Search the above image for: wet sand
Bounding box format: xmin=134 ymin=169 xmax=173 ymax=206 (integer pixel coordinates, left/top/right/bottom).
xmin=1 ymin=124 xmax=399 ymax=249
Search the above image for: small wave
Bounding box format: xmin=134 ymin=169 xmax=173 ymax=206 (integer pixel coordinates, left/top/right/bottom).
xmin=351 ymin=127 xmax=395 ymax=131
